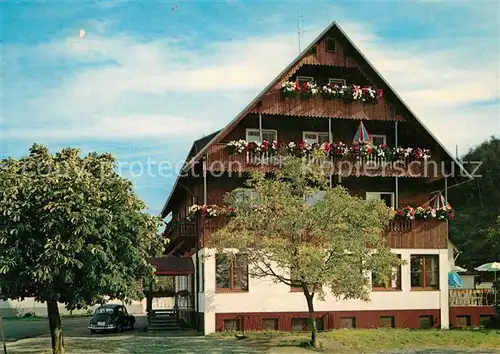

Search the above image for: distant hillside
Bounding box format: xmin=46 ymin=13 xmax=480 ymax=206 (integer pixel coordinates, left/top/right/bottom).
xmin=448 ymin=136 xmax=500 ymax=273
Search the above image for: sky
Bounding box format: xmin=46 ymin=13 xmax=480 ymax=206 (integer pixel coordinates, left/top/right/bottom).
xmin=1 ymin=0 xmax=499 ymax=216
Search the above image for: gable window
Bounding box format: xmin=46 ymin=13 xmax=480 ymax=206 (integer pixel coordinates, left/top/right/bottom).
xmin=303 ymin=131 xmax=330 ymax=145
xmin=325 ymin=37 xmax=336 ymax=52
xmin=411 ymin=255 xmax=439 ymax=290
xmin=246 ymin=129 xmax=277 ymax=143
xmin=371 ymin=134 xmax=387 ymax=147
xmin=328 ymin=78 xmax=346 ymax=86
xmin=366 ymin=192 xmax=394 ymax=209
xmin=216 ymin=253 xmax=249 ymax=291
xmin=372 ymin=254 xmax=401 ymax=290
xmin=296 ymin=76 xmax=314 ymax=85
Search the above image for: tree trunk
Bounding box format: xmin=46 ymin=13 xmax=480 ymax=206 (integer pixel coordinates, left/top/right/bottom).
xmin=47 ymin=300 xmax=64 ymax=354
xmin=304 ymin=290 xmax=319 ymax=348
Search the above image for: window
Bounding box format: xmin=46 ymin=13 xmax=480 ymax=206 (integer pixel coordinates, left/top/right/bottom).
xmin=329 ymin=78 xmax=346 ymax=86
xmin=234 ymin=188 xmax=259 ymax=203
xmin=291 ymin=318 xmax=323 ymax=332
xmin=305 ymin=191 xmax=326 ymax=206
xmin=340 ymin=317 xmax=356 ymax=328
xmin=223 ymin=319 xmax=240 ymax=331
xmin=296 ymin=76 xmax=314 ymax=85
xmin=371 ymin=134 xmax=387 ymax=147
xmin=380 ymin=316 xmax=395 ymax=328
xmin=419 ymin=315 xmax=434 ymax=329
xmin=480 ymin=315 xmax=493 ymax=327
xmin=262 ymin=318 xmax=279 ymax=331
xmin=291 ymin=318 xmax=308 ymax=332
xmin=455 ymin=315 xmax=471 ymax=327
xmin=411 ymin=255 xmax=439 ymax=289
xmin=325 ymin=37 xmax=336 ymax=52
xmin=246 ymin=129 xmax=277 ymax=143
xmin=372 ymin=255 xmax=401 ymax=290
xmin=216 ymin=253 xmax=248 ymax=291
xmin=366 ymin=192 xmax=394 ymax=209
xmin=303 ymin=131 xmax=330 ymax=145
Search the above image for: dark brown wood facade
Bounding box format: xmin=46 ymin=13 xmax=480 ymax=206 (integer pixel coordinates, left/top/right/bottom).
xmin=163 ymin=23 xmax=454 ymax=254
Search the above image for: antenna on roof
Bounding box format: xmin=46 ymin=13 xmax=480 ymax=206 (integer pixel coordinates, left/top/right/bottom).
xmin=297 ymin=12 xmax=305 ymax=53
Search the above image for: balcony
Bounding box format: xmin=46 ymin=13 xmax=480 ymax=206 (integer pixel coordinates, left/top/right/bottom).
xmin=249 ymin=90 xmax=405 ymax=121
xmin=206 ymin=143 xmax=441 ymax=178
xmin=164 ymin=220 xmax=197 ymax=241
xmin=449 ymin=289 xmax=496 ymax=307
xmin=201 ymin=217 xmax=447 ymax=249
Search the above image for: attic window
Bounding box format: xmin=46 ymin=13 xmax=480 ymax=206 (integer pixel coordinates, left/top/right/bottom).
xmin=329 ymin=78 xmax=346 ymax=86
xmin=325 ymin=37 xmax=336 ymax=52
xmin=296 ymin=76 xmax=314 ymax=85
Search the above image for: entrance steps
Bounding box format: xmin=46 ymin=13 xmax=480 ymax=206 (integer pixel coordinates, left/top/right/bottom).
xmin=147 ymin=309 xmax=181 ymax=331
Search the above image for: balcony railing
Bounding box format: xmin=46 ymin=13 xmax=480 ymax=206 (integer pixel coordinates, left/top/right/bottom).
xmin=449 ymin=289 xmax=496 ymax=307
xmin=202 ymin=217 xmax=447 ymax=249
xmin=164 ymin=219 xmax=197 ymax=241
xmin=250 ymin=90 xmax=405 ymax=121
xmin=206 ymin=143 xmax=440 ymax=178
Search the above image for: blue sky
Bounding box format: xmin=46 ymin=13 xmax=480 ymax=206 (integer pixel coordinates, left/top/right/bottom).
xmin=1 ymin=0 xmax=499 ymax=216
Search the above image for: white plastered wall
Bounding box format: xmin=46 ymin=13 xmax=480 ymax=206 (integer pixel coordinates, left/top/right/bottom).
xmin=200 ymin=248 xmax=449 ymax=334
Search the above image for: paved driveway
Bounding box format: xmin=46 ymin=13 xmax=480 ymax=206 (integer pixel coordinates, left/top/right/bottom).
xmin=3 ymin=315 xmax=148 ymax=341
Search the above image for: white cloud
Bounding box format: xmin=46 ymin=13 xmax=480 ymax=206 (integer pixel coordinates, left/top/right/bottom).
xmin=4 ymin=20 xmax=499 ymax=152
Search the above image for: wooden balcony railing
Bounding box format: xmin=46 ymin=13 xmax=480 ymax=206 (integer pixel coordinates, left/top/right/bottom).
xmin=202 ymin=217 xmax=447 ymax=249
xmin=206 ymin=143 xmax=441 ymax=178
xmin=250 ymin=90 xmax=405 ymax=121
xmin=449 ymin=289 xmax=496 ymax=307
xmin=164 ymin=219 xmax=197 ymax=241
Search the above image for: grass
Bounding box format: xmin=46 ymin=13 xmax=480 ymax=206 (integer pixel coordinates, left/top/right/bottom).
xmin=213 ymin=328 xmax=500 ymax=353
xmin=5 ymin=329 xmax=500 ymax=353
xmin=2 ymin=315 xmax=45 ymax=322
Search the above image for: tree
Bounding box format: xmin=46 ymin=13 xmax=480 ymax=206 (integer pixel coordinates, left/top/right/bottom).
xmin=0 ymin=144 xmax=164 ymax=354
xmin=207 ymin=157 xmax=400 ymax=348
xmin=449 ymin=136 xmax=500 ymax=271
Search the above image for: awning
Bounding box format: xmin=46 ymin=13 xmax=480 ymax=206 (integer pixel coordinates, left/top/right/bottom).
xmin=149 ymin=255 xmax=194 ymax=276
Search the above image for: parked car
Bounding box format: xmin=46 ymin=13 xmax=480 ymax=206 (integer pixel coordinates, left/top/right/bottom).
xmin=88 ymin=304 xmax=135 ymax=334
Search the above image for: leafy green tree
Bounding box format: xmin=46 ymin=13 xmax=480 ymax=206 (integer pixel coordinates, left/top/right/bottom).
xmin=207 ymin=157 xmax=400 ymax=348
xmin=449 ymin=136 xmax=500 ymax=271
xmin=0 ymin=144 xmax=164 ymax=354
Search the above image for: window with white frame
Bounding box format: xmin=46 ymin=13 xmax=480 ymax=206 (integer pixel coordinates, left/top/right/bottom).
xmin=246 ymin=129 xmax=277 ymax=143
xmin=366 ymin=192 xmax=394 ymax=209
xmin=296 ymin=76 xmax=314 ymax=85
xmin=303 ymin=131 xmax=330 ymax=145
xmin=328 ymin=78 xmax=346 ymax=86
xmin=234 ymin=188 xmax=259 ymax=203
xmin=305 ymin=191 xmax=326 ymax=206
xmin=371 ymin=134 xmax=387 ymax=147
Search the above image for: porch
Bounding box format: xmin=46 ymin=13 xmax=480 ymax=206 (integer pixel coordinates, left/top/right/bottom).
xmin=148 ymin=255 xmax=197 ymax=331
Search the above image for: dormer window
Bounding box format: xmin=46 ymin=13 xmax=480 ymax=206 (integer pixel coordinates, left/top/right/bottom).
xmin=328 ymin=78 xmax=346 ymax=86
xmin=325 ymin=37 xmax=336 ymax=52
xmin=371 ymin=134 xmax=387 ymax=147
xmin=296 ymin=76 xmax=314 ymax=85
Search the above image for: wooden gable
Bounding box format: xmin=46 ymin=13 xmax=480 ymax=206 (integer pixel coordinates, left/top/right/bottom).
xmin=248 ymin=27 xmax=404 ymax=121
